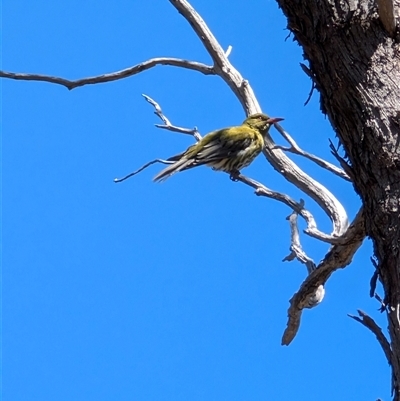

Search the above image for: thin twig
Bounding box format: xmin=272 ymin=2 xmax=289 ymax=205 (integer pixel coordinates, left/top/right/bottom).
xmin=329 ymin=140 xmax=354 ymax=180
xmin=374 ymin=293 xmax=387 ymax=311
xmin=282 ymin=212 xmax=325 ymax=308
xmin=349 ymin=308 xmax=395 ymax=396
xmin=0 ymin=58 xmax=215 ymax=90
xmin=299 ymin=62 xmax=313 ymax=79
xmin=273 ymin=123 xmax=351 ymax=181
xmin=225 ymin=45 xmax=233 ymax=58
xmin=348 ymin=310 xmax=393 ymax=369
xmin=304 ymin=81 xmax=316 ymax=106
xmin=370 ymin=269 xmax=380 ymax=298
xmin=142 ymin=94 xmax=202 ymax=141
xmin=370 ymin=257 xmax=387 ymax=312
xmin=283 ymin=210 xmax=317 ymax=275
xmin=114 ymin=159 xmax=172 ymax=183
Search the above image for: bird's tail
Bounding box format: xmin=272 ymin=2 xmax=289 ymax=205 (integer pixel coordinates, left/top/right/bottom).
xmin=153 ymin=156 xmax=193 ymax=182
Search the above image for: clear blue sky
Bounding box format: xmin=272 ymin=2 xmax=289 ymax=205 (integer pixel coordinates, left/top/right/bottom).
xmin=3 ymin=1 xmax=389 ymax=400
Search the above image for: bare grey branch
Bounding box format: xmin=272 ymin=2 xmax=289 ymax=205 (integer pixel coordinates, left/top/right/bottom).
xmin=284 ymin=211 xmax=317 ymax=274
xmin=282 ymin=207 xmax=366 ymax=345
xmin=283 ymin=212 xmax=324 ymax=308
xmin=236 ymin=174 xmax=342 ymax=244
xmin=114 ymin=159 xmax=173 ymax=183
xmin=225 ymin=45 xmax=233 ymax=58
xmin=274 ymin=123 xmax=351 ymax=181
xmin=0 ymin=58 xmax=215 ymax=90
xmin=143 ymin=94 xmax=202 ymax=141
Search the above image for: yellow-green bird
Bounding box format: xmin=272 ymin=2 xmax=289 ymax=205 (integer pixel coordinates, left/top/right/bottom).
xmin=153 ymin=113 xmax=283 ymax=182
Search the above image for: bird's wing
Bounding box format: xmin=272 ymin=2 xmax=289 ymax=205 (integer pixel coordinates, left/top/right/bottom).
xmin=193 ymin=127 xmax=256 ymax=163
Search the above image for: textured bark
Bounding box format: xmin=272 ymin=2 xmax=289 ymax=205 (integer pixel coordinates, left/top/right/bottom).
xmin=275 ymin=0 xmax=400 ymax=397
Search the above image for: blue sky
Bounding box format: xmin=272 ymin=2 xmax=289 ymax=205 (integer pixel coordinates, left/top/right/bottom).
xmin=3 ymin=1 xmax=389 ymax=400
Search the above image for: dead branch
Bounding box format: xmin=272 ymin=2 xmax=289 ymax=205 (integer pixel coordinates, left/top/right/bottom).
xmin=282 ymin=207 xmax=366 ymax=345
xmin=273 ymin=125 xmax=351 ymax=181
xmin=0 ymin=58 xmax=214 ymax=90
xmin=236 ymin=174 xmax=344 ymax=244
xmin=142 ymin=94 xmax=202 ymax=141
xmin=283 ymin=210 xmax=317 ymax=275
xmin=349 ymin=309 xmax=395 ymax=393
xmin=114 ymin=159 xmax=173 ymax=183
xmin=282 ymin=211 xmax=325 ymax=308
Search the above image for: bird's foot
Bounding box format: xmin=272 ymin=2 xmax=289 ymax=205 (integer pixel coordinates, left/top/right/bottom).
xmin=229 ymin=170 xmax=240 ymax=182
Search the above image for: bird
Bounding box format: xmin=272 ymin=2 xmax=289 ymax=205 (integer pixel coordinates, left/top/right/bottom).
xmin=153 ymin=113 xmax=283 ymax=182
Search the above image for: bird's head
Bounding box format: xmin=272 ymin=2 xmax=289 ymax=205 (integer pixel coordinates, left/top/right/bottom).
xmin=244 ymin=113 xmax=284 ymax=132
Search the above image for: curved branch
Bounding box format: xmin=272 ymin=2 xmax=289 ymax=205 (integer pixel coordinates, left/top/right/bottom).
xmin=283 ymin=211 xmax=317 ymax=275
xmin=237 ymin=174 xmax=343 ymax=244
xmin=348 ymin=309 xmax=396 ymax=395
xmin=0 ymin=58 xmax=214 ymax=90
xmin=170 ymin=0 xmax=260 ymax=113
xmin=349 ymin=310 xmax=393 ymax=368
xmin=282 ymin=207 xmax=366 ymax=345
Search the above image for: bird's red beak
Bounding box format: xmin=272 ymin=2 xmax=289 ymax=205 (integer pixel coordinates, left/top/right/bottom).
xmin=267 ymin=117 xmax=284 ymax=124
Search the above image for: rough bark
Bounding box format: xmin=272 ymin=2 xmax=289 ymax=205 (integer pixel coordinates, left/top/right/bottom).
xmin=275 ymin=0 xmax=400 ymax=397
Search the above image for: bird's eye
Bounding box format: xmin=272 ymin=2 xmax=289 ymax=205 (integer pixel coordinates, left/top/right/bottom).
xmin=258 ymin=116 xmax=263 ymax=120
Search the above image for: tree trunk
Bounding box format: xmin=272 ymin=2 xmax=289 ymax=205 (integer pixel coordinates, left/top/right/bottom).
xmin=276 ymin=0 xmax=400 ymax=397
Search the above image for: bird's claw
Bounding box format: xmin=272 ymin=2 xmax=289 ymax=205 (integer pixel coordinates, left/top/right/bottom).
xmin=229 ymin=170 xmax=240 ymax=182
